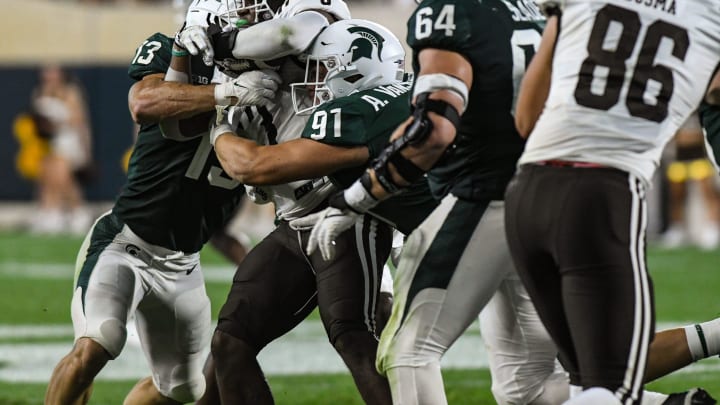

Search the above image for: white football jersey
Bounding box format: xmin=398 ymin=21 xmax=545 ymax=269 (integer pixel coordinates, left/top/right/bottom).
xmin=520 ymin=0 xmax=720 ymax=184
xmin=226 ymin=90 xmax=336 ymax=221
xmin=275 ymin=0 xmax=351 ymax=21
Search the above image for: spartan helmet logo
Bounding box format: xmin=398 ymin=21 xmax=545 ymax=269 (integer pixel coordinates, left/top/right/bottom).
xmin=347 ymin=26 xmax=386 ymax=63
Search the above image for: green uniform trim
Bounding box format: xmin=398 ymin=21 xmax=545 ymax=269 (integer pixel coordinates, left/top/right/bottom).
xmin=402 ymin=198 xmax=490 ymax=321
xmin=696 ymin=324 xmax=710 ymax=358
xmin=75 ymin=213 xmax=124 ymax=309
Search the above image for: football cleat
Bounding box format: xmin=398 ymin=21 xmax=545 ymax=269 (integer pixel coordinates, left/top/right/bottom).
xmin=662 ymin=388 xmax=717 ymax=405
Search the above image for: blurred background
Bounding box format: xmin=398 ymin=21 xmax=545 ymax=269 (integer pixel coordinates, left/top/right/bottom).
xmin=0 ymin=1 xmax=719 ymax=404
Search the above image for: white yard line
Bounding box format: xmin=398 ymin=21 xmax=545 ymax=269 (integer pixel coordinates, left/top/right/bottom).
xmin=0 ymin=261 xmax=718 ymax=383
xmin=0 ymin=321 xmax=717 ymax=383
xmin=0 ymin=262 xmax=236 ymax=283
xmin=0 ymin=320 xmax=488 ymax=382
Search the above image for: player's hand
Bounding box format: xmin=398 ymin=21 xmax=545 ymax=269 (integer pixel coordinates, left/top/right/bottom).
xmin=295 ymin=207 xmax=360 ymax=261
xmin=176 ymin=25 xmax=214 ymax=66
xmin=214 ymin=70 xmax=282 ymax=107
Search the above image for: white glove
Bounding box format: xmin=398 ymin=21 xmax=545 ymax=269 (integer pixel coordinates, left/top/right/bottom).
xmin=176 ymin=25 xmax=214 ymax=66
xmin=290 ymin=207 xmax=360 ymax=261
xmin=245 ymin=185 xmax=273 ymax=204
xmin=214 ymin=70 xmax=281 ymax=107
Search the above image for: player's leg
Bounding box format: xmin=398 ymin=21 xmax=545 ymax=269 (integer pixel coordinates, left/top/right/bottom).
xmin=311 ymin=215 xmax=393 ymax=404
xmin=211 ymin=223 xmax=318 ymax=404
xmin=558 ymin=170 xmax=653 ymax=403
xmin=377 ymin=196 xmax=511 ymax=405
xmin=46 ymin=213 xmax=144 ymax=404
xmin=45 ymin=338 xmax=109 ymax=405
xmin=123 ymin=377 xmax=181 ymax=405
xmin=195 ymin=354 xmax=221 ymax=405
xmin=479 ymin=276 xmax=569 ymax=405
xmin=126 ymin=248 xmax=210 ymax=404
xmin=504 ymin=165 xmax=582 ymax=389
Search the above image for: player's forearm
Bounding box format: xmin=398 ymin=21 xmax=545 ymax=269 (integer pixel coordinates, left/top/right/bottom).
xmin=214 ymin=134 xmax=268 ymax=184
xmin=515 ymin=16 xmax=557 ymax=137
xmin=217 ymin=135 xmax=368 ymax=185
xmin=231 ymin=11 xmax=329 ymax=60
xmin=365 ymin=95 xmax=458 ymax=202
xmin=214 ymin=135 xmax=295 ymax=185
xmin=129 ymin=80 xmax=216 ymax=124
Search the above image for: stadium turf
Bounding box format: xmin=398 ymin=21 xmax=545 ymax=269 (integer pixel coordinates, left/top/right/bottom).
xmin=0 ymin=231 xmax=718 ymax=404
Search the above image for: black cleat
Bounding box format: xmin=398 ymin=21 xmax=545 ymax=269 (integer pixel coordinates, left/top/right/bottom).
xmin=663 ymin=388 xmax=717 ymax=405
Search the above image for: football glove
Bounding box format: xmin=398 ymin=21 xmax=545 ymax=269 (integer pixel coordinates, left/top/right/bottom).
xmin=214 ymin=70 xmax=281 ymax=107
xmin=289 ymin=207 xmax=360 ymax=261
xmin=176 ymin=25 xmax=214 ymax=66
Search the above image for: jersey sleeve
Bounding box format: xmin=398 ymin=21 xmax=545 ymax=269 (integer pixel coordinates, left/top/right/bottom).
xmin=700 ymin=101 xmax=720 ymax=169
xmin=300 ymin=100 xmax=371 ymax=147
xmin=127 ymin=33 xmax=173 ymax=81
xmin=406 ymin=0 xmax=473 ymax=55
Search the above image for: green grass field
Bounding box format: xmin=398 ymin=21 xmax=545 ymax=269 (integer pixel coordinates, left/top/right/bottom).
xmin=0 ymin=231 xmax=719 ymax=404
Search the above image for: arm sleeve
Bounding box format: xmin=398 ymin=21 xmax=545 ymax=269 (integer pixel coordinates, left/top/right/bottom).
xmin=231 ymin=11 xmax=330 ymax=60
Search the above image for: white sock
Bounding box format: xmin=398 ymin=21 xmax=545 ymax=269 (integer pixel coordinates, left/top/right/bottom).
xmin=640 ymin=391 xmax=669 ymax=405
xmin=684 ymin=318 xmax=720 ymax=360
xmin=563 ymin=387 xmax=621 ymax=405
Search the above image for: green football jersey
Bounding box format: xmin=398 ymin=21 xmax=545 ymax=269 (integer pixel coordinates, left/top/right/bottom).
xmin=700 ymin=101 xmax=720 ymax=166
xmin=407 ymin=0 xmax=544 ymax=201
xmin=300 ymin=82 xmax=438 ymax=234
xmin=113 ymin=33 xmax=243 ymax=253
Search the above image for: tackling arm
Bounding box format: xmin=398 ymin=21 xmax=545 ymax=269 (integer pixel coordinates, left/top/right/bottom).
xmin=212 ymin=131 xmax=368 ymax=185
xmin=225 ymin=11 xmax=331 ymax=61
xmin=361 ymin=49 xmax=471 ymax=203
xmin=128 ymin=73 xmax=216 ymax=125
xmin=514 ymin=16 xmax=558 ymax=138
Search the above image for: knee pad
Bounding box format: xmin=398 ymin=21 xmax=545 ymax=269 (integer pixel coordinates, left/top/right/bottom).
xmin=86 ymin=318 xmax=127 ymax=358
xmin=164 ymin=376 xmax=206 ymax=403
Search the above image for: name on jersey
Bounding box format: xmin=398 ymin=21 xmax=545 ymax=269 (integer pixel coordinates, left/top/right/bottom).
xmin=501 ymin=0 xmax=544 ymax=22
xmin=625 ymin=0 xmax=676 ymax=15
xmin=361 ymin=82 xmax=412 ymax=112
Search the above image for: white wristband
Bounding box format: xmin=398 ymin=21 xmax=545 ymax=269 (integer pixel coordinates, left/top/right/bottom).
xmin=344 ymin=180 xmax=378 ymax=213
xmin=210 ymin=122 xmax=233 ymax=147
xmin=214 ymin=83 xmax=231 ymax=106
xmin=165 ymin=67 xmax=189 ymax=83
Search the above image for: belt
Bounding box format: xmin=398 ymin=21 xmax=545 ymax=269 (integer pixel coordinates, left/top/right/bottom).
xmin=536 ymin=160 xmax=606 ymax=168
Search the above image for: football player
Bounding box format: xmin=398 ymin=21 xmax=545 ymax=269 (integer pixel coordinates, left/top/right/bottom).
xmin=299 ymin=1 xmax=557 ymax=404
xmin=205 ymin=15 xmax=444 ymax=403
xmin=172 ymin=2 xmax=400 ymax=404
xmin=42 ymin=3 xmax=280 ymax=405
xmin=507 ymin=0 xmax=720 ymax=403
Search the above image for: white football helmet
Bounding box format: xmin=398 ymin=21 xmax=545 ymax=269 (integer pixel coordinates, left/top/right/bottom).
xmin=222 ymin=0 xmax=279 ymax=26
xmin=184 ymin=0 xmax=276 ymax=30
xmin=291 ymin=19 xmax=406 ymax=114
